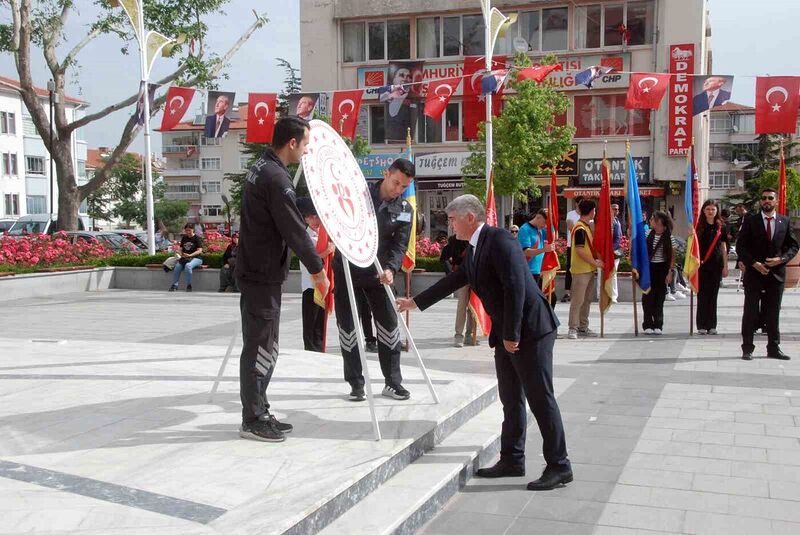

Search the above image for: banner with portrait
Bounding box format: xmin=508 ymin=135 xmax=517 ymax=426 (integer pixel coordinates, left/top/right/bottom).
xmin=381 ymin=61 xmax=425 ymax=143
xmin=692 ymin=75 xmax=734 ymax=115
xmin=205 ymin=90 xmax=236 ymax=138
xmin=288 ymin=93 xmax=320 ymax=122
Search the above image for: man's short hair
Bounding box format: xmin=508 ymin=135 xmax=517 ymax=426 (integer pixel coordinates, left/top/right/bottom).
xmin=183 ymin=223 xmax=193 ymax=230
xmin=446 ymin=194 xmax=486 ymax=223
xmin=535 ymin=208 xmax=548 ymax=220
xmin=295 ymin=197 xmax=317 ymax=217
xmin=578 ymin=199 xmax=596 ymax=216
xmin=611 ymin=203 xmax=620 ymax=210
xmin=761 ymin=187 xmax=778 ymax=195
xmin=389 ymin=158 xmax=415 ymax=178
xmin=272 ymin=116 xmax=310 ymax=149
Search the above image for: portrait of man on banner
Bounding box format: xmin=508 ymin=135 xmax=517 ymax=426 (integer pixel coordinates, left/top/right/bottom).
xmin=204 ymin=90 xmax=236 ymax=138
xmin=288 ymin=93 xmax=320 ymax=121
xmin=692 ymin=75 xmax=734 ymax=115
xmin=381 ymin=61 xmax=425 ymax=143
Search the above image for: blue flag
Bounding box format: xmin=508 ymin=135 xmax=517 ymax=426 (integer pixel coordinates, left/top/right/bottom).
xmin=625 ymin=148 xmax=651 ymax=293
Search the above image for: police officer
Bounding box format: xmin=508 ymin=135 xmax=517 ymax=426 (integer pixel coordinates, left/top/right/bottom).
xmin=235 ymin=116 xmax=329 ymax=443
xmin=334 ymin=158 xmax=415 ymax=402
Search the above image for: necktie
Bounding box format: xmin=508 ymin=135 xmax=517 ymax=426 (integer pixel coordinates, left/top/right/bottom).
xmin=215 ymin=118 xmax=222 ymax=137
xmin=766 ymin=217 xmax=773 ymax=240
xmin=467 ymin=244 xmax=475 ymax=268
xmin=707 ymin=92 xmax=714 ymax=107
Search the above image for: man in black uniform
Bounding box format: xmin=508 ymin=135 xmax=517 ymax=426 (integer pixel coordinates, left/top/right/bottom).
xmin=235 ymin=116 xmax=329 ymax=442
xmin=333 ymin=158 xmax=415 ymax=402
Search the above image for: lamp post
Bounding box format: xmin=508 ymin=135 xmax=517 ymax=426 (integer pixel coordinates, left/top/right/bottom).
xmin=221 ymin=194 xmax=233 ymax=237
xmin=47 ymin=79 xmax=55 ymax=221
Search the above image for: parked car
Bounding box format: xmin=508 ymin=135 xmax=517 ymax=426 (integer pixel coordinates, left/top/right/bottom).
xmin=107 ymin=229 xmax=170 ymax=252
xmin=7 ymin=214 xmax=90 ymax=236
xmin=0 ymin=218 xmax=16 ymax=234
xmin=63 ymin=231 xmax=142 ymax=254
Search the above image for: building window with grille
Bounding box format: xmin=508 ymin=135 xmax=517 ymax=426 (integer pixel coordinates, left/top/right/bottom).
xmin=179 ymin=159 xmax=199 ymax=170
xmin=710 ymin=116 xmax=733 ymax=133
xmin=26 ymin=156 xmax=45 ymax=175
xmin=0 ymin=111 xmax=16 ymax=135
xmin=575 ymin=1 xmax=653 ymax=49
xmin=201 ymin=158 xmax=221 ymax=170
xmin=202 ymin=181 xmax=221 ymax=193
xmin=4 ymin=194 xmax=19 ymax=216
xmin=417 ymin=103 xmax=461 ymax=144
xmin=2 ymin=153 xmax=18 ymax=176
xmin=26 ymin=195 xmax=47 ymax=214
xmin=202 ymin=204 xmax=223 ymax=217
xmin=709 ymin=172 xmax=736 ymax=190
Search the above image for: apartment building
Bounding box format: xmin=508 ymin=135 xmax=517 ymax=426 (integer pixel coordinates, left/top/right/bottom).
xmin=300 ymin=0 xmax=712 ymax=237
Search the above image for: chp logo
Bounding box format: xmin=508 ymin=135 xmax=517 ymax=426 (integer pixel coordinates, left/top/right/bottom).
xmin=599 ymin=56 xmax=623 ymax=84
xmin=671 ymin=47 xmax=693 ymax=60
xmin=363 ymin=70 xmax=386 ymax=87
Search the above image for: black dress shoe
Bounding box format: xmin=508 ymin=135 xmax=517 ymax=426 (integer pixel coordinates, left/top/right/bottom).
xmin=475 ymin=461 xmax=525 ymax=478
xmin=742 ymin=352 xmax=753 ymax=361
xmin=527 ymin=467 xmax=573 ymax=491
xmin=768 ymin=350 xmax=790 ymax=360
xmin=365 ymin=341 xmax=378 ymax=353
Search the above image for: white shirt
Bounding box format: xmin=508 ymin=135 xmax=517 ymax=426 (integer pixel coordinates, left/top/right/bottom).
xmin=706 ymin=89 xmax=720 ymax=109
xmin=300 ymin=226 xmax=318 ymax=291
xmin=762 ymin=211 xmax=776 ymax=239
xmin=565 ymin=210 xmax=580 ymax=247
xmin=468 ymin=223 xmax=485 ymax=260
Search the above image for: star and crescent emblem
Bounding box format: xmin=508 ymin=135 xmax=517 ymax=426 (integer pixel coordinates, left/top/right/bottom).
xmin=168 ymin=95 xmax=184 ymax=115
xmin=254 ymin=101 xmax=270 ymax=125
xmin=765 ymin=86 xmax=789 ymax=112
xmin=637 ymin=76 xmax=660 ymax=93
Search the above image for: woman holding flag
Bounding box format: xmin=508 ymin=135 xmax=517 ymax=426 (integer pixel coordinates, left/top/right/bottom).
xmin=695 ymin=199 xmax=729 ymax=335
xmin=641 ymin=212 xmax=675 ymax=335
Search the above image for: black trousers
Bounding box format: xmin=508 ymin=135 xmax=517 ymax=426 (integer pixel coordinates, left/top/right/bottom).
xmin=219 ymin=266 xmax=238 ymax=292
xmin=494 ymin=330 xmax=569 ymax=469
xmin=564 ymin=247 xmax=573 ymax=291
xmin=742 ymin=274 xmax=784 ymax=355
xmin=696 ymin=265 xmax=722 ymax=330
xmin=238 ymin=280 xmax=281 ymax=423
xmin=642 ymin=262 xmax=668 ymax=330
xmin=301 ymin=288 xmax=325 ymax=352
xmin=355 ymin=288 xmax=377 ymax=344
xmin=333 ymin=264 xmax=403 ymax=388
xmin=532 ymin=273 xmax=557 ymax=309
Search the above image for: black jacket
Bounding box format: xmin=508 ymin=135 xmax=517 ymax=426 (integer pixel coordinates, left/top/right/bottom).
xmin=440 ymin=235 xmax=468 ymax=274
xmin=222 ymin=243 xmax=238 ymax=267
xmin=415 ymin=225 xmax=559 ymax=347
xmin=736 ymin=212 xmax=799 ymax=284
xmin=235 ymin=149 xmax=323 ymax=285
xmin=333 ymin=179 xmax=413 ymax=287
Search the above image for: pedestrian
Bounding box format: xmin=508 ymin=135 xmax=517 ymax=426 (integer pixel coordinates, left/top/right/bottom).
xmin=567 ymin=199 xmax=603 ymax=339
xmin=169 ymin=223 xmax=203 ymax=292
xmin=737 ymin=188 xmax=799 ymax=360
xmin=518 ymin=209 xmax=557 ymax=307
xmin=218 ymin=233 xmax=239 ymax=293
xmin=642 ymin=211 xmax=675 ymax=335
xmin=695 ymin=199 xmax=729 ymax=335
xmin=332 ymin=158 xmax=415 ymax=402
xmin=440 ymin=232 xmax=477 ymax=347
xmin=562 ymin=198 xmax=582 ymax=303
xmin=296 ymin=197 xmax=336 ymax=352
xmin=610 ymin=203 xmax=623 ymax=304
xmin=235 ymin=116 xmax=329 ymax=442
xmin=397 ymin=194 xmax=572 ymax=491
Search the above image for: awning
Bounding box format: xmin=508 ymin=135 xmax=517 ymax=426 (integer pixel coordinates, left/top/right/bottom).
xmin=563 ymin=186 xmax=665 ymax=198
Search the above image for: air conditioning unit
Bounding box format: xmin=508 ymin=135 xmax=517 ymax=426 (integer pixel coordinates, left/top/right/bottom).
xmin=731 ymin=125 xmax=739 ymax=132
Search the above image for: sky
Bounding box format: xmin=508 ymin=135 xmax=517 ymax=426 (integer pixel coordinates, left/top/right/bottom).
xmin=1 ymin=0 xmax=798 ymax=154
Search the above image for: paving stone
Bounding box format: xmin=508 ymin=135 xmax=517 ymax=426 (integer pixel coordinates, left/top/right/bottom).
xmin=692 ymin=473 xmax=769 ymax=497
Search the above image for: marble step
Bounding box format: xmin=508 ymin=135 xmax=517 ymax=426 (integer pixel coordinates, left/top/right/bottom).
xmin=318 ymin=399 xmax=515 ymax=535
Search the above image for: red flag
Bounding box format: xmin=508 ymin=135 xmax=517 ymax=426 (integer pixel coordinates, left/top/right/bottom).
xmin=517 ymin=64 xmax=562 ymax=83
xmin=246 ymin=93 xmax=277 ymax=143
xmin=625 ymin=73 xmax=671 ymax=110
xmin=755 ymin=76 xmax=800 ymax=134
xmin=424 ymin=77 xmax=461 ymax=120
xmin=160 ymin=86 xmax=195 ymax=131
xmin=313 ymin=224 xmax=335 ymax=352
xmin=593 ymin=157 xmax=616 ymax=312
xmin=779 ymin=143 xmax=788 ymax=216
xmin=540 ymin=169 xmax=561 ymax=294
xmin=468 ymin=171 xmax=496 ymax=337
xmin=331 ymin=89 xmax=364 ymax=140
xmin=485 ymin=171 xmax=498 ymax=227
xmin=462 ymin=55 xmax=506 ymax=140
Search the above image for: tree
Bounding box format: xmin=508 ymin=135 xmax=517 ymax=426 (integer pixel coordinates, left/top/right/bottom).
xmin=2 ymin=0 xmax=268 ymax=230
xmin=462 ymin=52 xmax=575 ymax=202
xmin=275 ymin=57 xmax=301 ymax=118
xmin=725 ymin=134 xmax=799 ymax=209
xmin=87 ymin=152 xmax=151 ymax=224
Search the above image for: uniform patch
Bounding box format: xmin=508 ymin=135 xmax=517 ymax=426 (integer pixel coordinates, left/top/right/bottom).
xmin=397 ymin=212 xmax=412 ymax=222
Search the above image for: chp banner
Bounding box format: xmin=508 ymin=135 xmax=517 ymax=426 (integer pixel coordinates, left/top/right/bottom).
xmin=668 ymin=44 xmax=694 ymax=156
xmin=160 ymin=86 xmax=195 ymax=131
xmin=246 ymin=93 xmax=277 ymax=143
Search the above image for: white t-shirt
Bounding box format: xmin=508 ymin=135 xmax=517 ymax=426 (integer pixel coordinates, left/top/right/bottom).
xmin=565 ymin=209 xmax=580 ymax=247
xmin=300 ymin=226 xmax=318 ymax=291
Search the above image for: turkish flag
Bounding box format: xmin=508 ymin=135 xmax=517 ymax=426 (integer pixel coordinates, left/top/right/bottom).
xmin=625 ymin=73 xmax=671 ymax=109
xmin=462 ymin=55 xmax=506 ymax=141
xmin=517 ymin=64 xmax=562 ymax=83
xmin=755 ymin=76 xmax=800 ymax=134
xmin=246 ymin=93 xmax=277 ymax=143
xmin=331 ymin=89 xmax=364 ymax=140
xmin=424 ymin=77 xmax=461 ymax=120
xmin=160 ymin=86 xmax=195 ymax=131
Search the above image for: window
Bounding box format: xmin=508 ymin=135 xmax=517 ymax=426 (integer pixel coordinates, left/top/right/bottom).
xmin=575 ymin=2 xmax=653 ymax=49
xmin=462 ymin=15 xmax=485 ymax=56
xmin=202 ymin=204 xmax=223 ymax=217
xmin=1 ymin=111 xmax=16 ymax=134
xmin=26 ymin=195 xmax=47 ymax=214
xmin=201 ymin=136 xmax=220 ymax=146
xmin=201 ymin=158 xmax=221 ymax=170
xmin=369 ymin=106 xmax=386 ymax=144
xmin=202 ymin=181 xmax=221 ymax=193
xmin=542 ymin=7 xmax=568 ymax=51
xmin=417 ymin=103 xmax=460 ymax=143
xmin=710 ymin=116 xmax=733 ymax=133
xmin=26 ymin=156 xmax=45 ymax=175
xmin=3 ymin=153 xmax=18 ymax=175
xmin=240 ymin=156 xmax=251 ymax=170
xmin=443 ymin=16 xmax=461 ymax=56
xmin=732 ymin=143 xmax=758 ymax=162
xmin=4 ymin=194 xmax=19 ymax=216
xmin=368 ymin=22 xmax=385 ymax=60
xmin=574 ymin=95 xmax=650 ymax=138
xmin=77 ymin=160 xmax=86 ymax=177
xmin=22 ymin=115 xmax=36 ymax=136
xmin=179 ymin=159 xmax=199 ymax=170
xmin=709 ymin=172 xmax=736 ymax=190
xmin=343 ymin=19 xmax=410 ymax=62
xmin=387 ymin=20 xmax=410 ymax=60
xmin=417 ymin=17 xmax=440 ymax=58
xmin=343 ymin=22 xmax=366 ymax=63
xmin=732 ymin=114 xmax=755 ymax=134
xmin=709 ymin=144 xmax=732 ymax=160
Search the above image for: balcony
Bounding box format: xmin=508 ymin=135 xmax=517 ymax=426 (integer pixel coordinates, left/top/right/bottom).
xmin=164 ymin=191 xmax=201 ymax=201
xmin=162 ymin=168 xmax=201 ymax=177
xmin=163 ymin=144 xmax=198 ymax=155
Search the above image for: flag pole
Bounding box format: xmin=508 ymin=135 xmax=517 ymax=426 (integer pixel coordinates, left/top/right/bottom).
xmin=404 ymin=127 xmax=413 ymax=352
xmin=599 ymin=140 xmax=608 ymax=338
xmin=689 ymin=139 xmax=695 ymax=336
xmin=625 ymin=142 xmax=639 ymax=337
xmin=482 ymin=0 xmax=493 ymax=199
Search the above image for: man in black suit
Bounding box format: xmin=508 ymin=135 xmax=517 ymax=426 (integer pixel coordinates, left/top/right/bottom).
xmin=736 ymin=188 xmax=799 ymax=360
xmin=204 ymin=94 xmax=231 ymax=138
xmin=692 ymin=76 xmax=731 ymax=115
xmin=397 ymin=194 xmax=572 ymax=491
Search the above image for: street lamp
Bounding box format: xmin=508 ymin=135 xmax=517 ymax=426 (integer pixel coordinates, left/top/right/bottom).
xmin=47 ymin=79 xmax=56 ymax=223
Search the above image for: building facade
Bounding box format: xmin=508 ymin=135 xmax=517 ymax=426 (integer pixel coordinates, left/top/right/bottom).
xmin=300 ymin=0 xmax=712 ymax=237
xmin=0 ymin=76 xmax=88 ymax=221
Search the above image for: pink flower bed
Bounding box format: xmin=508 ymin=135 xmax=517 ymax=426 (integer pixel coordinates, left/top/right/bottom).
xmin=0 ymin=233 xmax=114 ymax=268
xmin=415 ymin=237 xmax=442 ymax=258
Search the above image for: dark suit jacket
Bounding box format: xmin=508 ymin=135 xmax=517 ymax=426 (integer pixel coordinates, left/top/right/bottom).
xmin=204 ymin=115 xmax=230 ymax=138
xmin=692 ymin=89 xmax=731 ymax=115
xmin=736 ymin=212 xmax=799 ymax=284
xmin=414 ymin=225 xmax=559 ymax=347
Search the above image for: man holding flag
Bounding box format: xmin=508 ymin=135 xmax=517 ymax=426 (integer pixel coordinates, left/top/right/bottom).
xmin=332 ymin=158 xmax=416 ymax=402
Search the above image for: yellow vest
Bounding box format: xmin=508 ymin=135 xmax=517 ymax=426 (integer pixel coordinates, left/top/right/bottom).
xmin=570 ymin=220 xmax=595 ymax=275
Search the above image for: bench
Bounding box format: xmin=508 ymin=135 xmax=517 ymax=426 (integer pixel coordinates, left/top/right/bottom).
xmin=145 ymin=263 xmax=209 ymax=270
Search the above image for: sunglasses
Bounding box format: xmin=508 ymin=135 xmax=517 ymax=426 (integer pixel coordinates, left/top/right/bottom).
xmin=511 ymin=231 xmax=518 ymax=234
xmin=762 ymin=196 xmax=776 ymax=200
